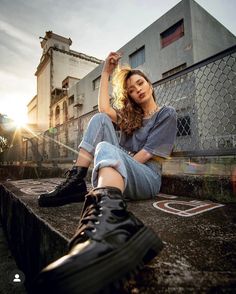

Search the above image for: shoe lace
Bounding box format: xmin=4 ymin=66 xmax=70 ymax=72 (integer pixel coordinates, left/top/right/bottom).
xmin=55 ymin=169 xmax=77 ymax=192
xmin=69 ymin=192 xmax=101 ymax=246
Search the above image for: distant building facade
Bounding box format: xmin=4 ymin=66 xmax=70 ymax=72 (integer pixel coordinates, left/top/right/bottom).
xmin=27 ymin=31 xmax=102 ymax=131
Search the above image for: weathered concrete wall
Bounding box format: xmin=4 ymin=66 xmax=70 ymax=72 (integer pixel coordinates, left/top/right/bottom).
xmin=36 ymin=59 xmax=51 ymax=130
xmin=190 ymin=0 xmax=236 ymax=63
xmin=160 ymin=174 xmax=235 ymax=203
xmin=0 ymin=165 xmax=62 ymax=181
xmin=0 ymin=222 xmax=27 ymax=293
xmin=0 ymin=184 xmax=68 ymax=291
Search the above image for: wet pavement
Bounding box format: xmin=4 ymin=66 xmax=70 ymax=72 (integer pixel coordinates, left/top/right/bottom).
xmin=0 ymin=178 xmax=236 ymax=293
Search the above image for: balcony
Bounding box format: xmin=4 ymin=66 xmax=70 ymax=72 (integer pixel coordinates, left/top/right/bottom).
xmin=51 ymin=88 xmax=67 ymax=106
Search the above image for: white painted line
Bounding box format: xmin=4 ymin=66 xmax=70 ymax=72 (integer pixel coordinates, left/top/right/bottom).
xmin=153 ymin=200 xmax=224 ymax=217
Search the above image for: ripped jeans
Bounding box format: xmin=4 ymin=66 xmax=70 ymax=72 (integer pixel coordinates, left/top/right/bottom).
xmin=78 ymin=113 xmax=161 ymax=200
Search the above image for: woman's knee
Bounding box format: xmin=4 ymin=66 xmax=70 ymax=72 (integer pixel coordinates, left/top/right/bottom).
xmin=90 ymin=112 xmax=112 ymax=125
xmin=95 ymin=141 xmax=114 ymax=154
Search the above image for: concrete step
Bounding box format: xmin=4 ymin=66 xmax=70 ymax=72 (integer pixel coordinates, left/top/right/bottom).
xmin=0 ymin=165 xmax=235 ymax=203
xmin=0 ymin=178 xmax=236 ymax=293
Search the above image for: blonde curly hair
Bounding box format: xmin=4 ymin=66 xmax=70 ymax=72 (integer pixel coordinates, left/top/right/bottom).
xmin=112 ymin=65 xmax=156 ymax=135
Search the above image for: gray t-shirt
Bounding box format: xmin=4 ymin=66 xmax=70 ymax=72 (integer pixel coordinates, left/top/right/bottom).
xmin=119 ymin=105 xmax=177 ymax=159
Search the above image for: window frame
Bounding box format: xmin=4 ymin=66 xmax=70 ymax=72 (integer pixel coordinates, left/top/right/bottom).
xmin=177 ymin=115 xmax=191 ymax=137
xmin=160 ymin=19 xmax=184 ymax=48
xmin=93 ymin=76 xmax=101 ymax=91
xmin=68 ymin=95 xmax=74 ymax=105
xmin=129 ymin=46 xmax=145 ymax=68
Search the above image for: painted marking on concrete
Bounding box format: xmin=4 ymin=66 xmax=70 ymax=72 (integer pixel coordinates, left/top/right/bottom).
xmin=153 ymin=200 xmax=224 ymax=217
xmin=9 ymin=179 xmax=63 ymax=195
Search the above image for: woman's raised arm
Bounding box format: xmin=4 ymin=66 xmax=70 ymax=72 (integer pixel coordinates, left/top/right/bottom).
xmin=98 ymin=52 xmax=121 ymax=123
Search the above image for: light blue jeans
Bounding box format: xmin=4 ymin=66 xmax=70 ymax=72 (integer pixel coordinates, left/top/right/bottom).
xmin=78 ymin=113 xmax=161 ymax=200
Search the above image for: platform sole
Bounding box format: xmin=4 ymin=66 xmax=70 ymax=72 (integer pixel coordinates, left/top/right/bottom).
xmin=33 ymin=226 xmax=163 ymax=293
xmin=38 ymin=191 xmax=87 ymax=207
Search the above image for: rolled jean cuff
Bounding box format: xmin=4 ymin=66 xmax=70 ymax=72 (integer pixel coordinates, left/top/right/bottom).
xmin=78 ymin=141 xmax=95 ymax=155
xmin=92 ymin=159 xmax=127 ymax=188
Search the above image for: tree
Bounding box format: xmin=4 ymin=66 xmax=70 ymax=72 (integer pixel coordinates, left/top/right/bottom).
xmin=0 ymin=136 xmax=9 ymax=152
xmin=0 ymin=114 xmax=15 ymax=153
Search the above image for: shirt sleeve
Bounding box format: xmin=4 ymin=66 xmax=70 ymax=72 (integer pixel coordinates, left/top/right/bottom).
xmin=143 ymin=106 xmax=177 ymax=158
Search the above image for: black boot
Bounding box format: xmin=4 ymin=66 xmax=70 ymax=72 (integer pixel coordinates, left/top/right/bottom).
xmin=38 ymin=166 xmax=88 ymax=207
xmin=33 ymin=187 xmax=163 ymax=293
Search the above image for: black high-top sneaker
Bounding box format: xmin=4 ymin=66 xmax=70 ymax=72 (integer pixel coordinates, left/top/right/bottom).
xmin=38 ymin=166 xmax=88 ymax=207
xmin=33 ymin=187 xmax=164 ymax=293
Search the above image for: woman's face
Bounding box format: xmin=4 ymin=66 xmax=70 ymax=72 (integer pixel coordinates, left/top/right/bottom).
xmin=126 ymin=74 xmax=153 ymax=105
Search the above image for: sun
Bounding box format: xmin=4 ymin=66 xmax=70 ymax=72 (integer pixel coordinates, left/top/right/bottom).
xmin=1 ymin=99 xmax=28 ymax=129
xmin=14 ymin=117 xmax=28 ymax=128
xmin=13 ymin=115 xmax=28 ymax=128
xmin=10 ymin=112 xmax=28 ymax=129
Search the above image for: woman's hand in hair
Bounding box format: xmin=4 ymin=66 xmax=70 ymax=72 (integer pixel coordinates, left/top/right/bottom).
xmin=102 ymin=52 xmax=122 ymax=76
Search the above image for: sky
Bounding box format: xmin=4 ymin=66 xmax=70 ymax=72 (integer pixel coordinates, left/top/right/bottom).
xmin=0 ymin=0 xmax=236 ymax=124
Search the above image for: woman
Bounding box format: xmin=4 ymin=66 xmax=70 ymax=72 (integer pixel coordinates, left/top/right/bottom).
xmin=35 ymin=52 xmax=177 ymax=293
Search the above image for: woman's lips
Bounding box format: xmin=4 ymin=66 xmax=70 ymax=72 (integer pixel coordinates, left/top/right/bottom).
xmin=139 ymin=93 xmax=145 ymax=99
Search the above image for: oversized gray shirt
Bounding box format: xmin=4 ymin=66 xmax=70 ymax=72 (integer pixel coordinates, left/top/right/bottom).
xmin=119 ymin=105 xmax=177 ymax=159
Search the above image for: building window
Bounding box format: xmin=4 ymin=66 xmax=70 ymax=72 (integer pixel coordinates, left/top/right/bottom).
xmin=162 ymin=63 xmax=187 ymax=78
xmin=63 ymin=101 xmax=68 ymax=122
xmin=177 ymin=115 xmax=191 ymax=137
xmin=129 ymin=46 xmax=145 ymax=68
xmin=68 ymin=95 xmax=74 ymax=105
xmin=160 ymin=19 xmax=184 ymax=48
xmin=93 ymin=76 xmax=101 ymax=90
xmin=55 ymin=105 xmax=60 ymax=126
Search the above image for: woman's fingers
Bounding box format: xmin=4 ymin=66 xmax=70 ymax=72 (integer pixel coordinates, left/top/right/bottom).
xmin=109 ymin=52 xmax=122 ymax=64
xmin=102 ymin=51 xmax=123 ymax=75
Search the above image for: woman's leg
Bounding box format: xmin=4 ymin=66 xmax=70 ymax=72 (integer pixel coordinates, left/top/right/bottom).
xmin=74 ymin=112 xmax=120 ymax=167
xmin=35 ymin=144 xmax=163 ymax=293
xmin=92 ymin=141 xmax=161 ymax=200
xmin=75 ymin=148 xmax=93 ymax=168
xmin=38 ymin=113 xmax=121 ymax=207
xmin=77 ymin=112 xmax=120 ymax=158
xmin=76 ymin=113 xmax=161 ymax=198
xmin=78 ymin=113 xmax=126 ymax=190
xmin=97 ymin=167 xmax=125 ymax=192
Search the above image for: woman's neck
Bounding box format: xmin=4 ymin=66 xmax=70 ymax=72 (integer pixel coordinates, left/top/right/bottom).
xmin=142 ymin=100 xmax=159 ymax=118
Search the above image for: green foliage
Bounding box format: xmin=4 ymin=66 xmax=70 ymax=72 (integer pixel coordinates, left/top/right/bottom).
xmin=0 ymin=135 xmax=9 ymax=152
xmin=0 ymin=114 xmax=15 ymax=153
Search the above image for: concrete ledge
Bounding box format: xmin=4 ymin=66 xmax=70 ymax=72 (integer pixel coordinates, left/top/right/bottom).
xmin=0 ymin=221 xmax=27 ymax=293
xmin=0 ymin=165 xmax=62 ymax=180
xmin=161 ymin=174 xmax=236 ymax=203
xmin=0 ymin=179 xmax=236 ymax=293
xmin=1 ymin=165 xmax=235 ymax=203
xmin=0 ymin=183 xmax=68 ymax=291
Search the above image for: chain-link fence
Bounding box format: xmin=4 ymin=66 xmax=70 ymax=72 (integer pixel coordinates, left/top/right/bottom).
xmin=154 ymin=45 xmax=236 ymax=156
